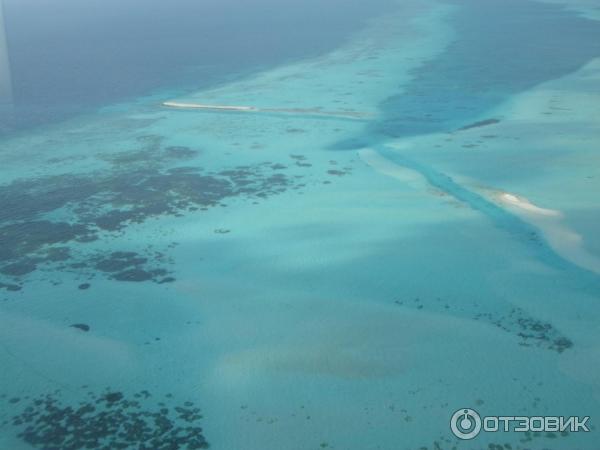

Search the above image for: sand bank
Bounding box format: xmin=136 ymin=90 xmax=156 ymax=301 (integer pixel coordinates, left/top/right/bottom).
xmin=163 ymin=101 xmax=370 ymax=120
xmin=496 ymin=191 xmax=600 ymax=275
xmin=358 ymin=148 xmax=427 ymax=190
xmin=163 ymin=101 xmax=256 ymax=112
xmin=361 ymin=147 xmax=600 ymax=276
xmin=497 ymin=193 xmax=561 ymax=217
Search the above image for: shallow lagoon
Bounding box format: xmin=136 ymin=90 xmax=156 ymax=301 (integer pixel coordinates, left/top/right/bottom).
xmin=1 ymin=0 xmax=600 ymax=449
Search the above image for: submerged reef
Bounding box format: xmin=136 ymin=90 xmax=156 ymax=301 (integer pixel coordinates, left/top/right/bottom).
xmin=0 ymin=281 xmax=22 ymax=292
xmin=395 ymin=297 xmax=573 ymax=354
xmin=456 ymin=118 xmax=500 ymax=131
xmin=475 ymin=307 xmax=573 ymax=353
xmin=0 ymin=137 xmax=310 ymax=290
xmin=7 ymin=389 xmax=208 ymax=449
xmin=91 ymin=251 xmax=171 ymax=283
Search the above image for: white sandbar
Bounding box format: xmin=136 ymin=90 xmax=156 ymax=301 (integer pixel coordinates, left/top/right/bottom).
xmin=497 ymin=191 xmax=600 ymax=275
xmin=163 ymin=100 xmax=370 ymax=119
xmin=163 ymin=101 xmax=257 ymax=111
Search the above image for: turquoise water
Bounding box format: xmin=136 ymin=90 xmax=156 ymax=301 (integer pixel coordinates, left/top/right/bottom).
xmin=1 ymin=1 xmax=600 ymax=449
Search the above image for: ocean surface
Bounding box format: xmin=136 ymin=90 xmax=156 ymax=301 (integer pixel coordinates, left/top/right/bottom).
xmin=1 ymin=0 xmax=600 ymax=449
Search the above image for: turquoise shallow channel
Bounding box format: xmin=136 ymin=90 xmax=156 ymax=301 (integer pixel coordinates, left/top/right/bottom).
xmin=1 ymin=0 xmax=600 ymax=449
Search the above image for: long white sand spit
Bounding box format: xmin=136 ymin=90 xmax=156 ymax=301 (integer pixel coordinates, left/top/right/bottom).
xmin=163 ymin=101 xmax=371 ymax=119
xmin=163 ymin=101 xmax=257 ymax=112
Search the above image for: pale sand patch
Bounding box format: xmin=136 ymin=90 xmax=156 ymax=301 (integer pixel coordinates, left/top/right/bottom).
xmin=486 ymin=58 xmax=600 ymax=126
xmin=358 ymin=148 xmax=428 ymax=190
xmin=0 ymin=311 xmax=137 ymax=390
xmin=497 ymin=192 xmax=562 ymax=217
xmin=559 ymin=345 xmax=600 ymax=402
xmin=495 ymin=191 xmax=600 ymax=275
xmin=535 ymin=0 xmax=600 ymax=21
xmin=209 ymin=300 xmax=511 ymax=387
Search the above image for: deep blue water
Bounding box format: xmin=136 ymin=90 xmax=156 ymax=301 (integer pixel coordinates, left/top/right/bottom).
xmin=332 ymin=0 xmax=600 ymax=150
xmin=1 ymin=0 xmax=397 ymax=132
xmin=379 ymin=0 xmax=600 ymax=135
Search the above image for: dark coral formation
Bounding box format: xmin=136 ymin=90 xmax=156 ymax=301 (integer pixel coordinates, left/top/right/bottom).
xmin=0 ymin=139 xmax=306 ymax=289
xmin=325 ymin=159 xmax=353 ymax=177
xmin=289 ymin=154 xmax=312 ymax=168
xmin=326 ymin=169 xmax=349 ymax=176
xmin=475 ymin=308 xmax=574 ymax=353
xmin=456 ymin=118 xmax=500 ymax=131
xmin=9 ymin=389 xmax=208 ymax=449
xmin=91 ymin=251 xmax=170 ymax=283
xmin=394 ymin=297 xmax=573 ymax=354
xmin=0 ymin=281 xmax=22 ymax=292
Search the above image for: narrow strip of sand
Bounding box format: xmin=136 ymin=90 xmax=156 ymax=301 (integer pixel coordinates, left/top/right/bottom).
xmin=163 ymin=101 xmax=371 ymax=120
xmin=163 ymin=102 xmax=256 ymax=112
xmin=358 ymin=148 xmax=427 ymax=189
